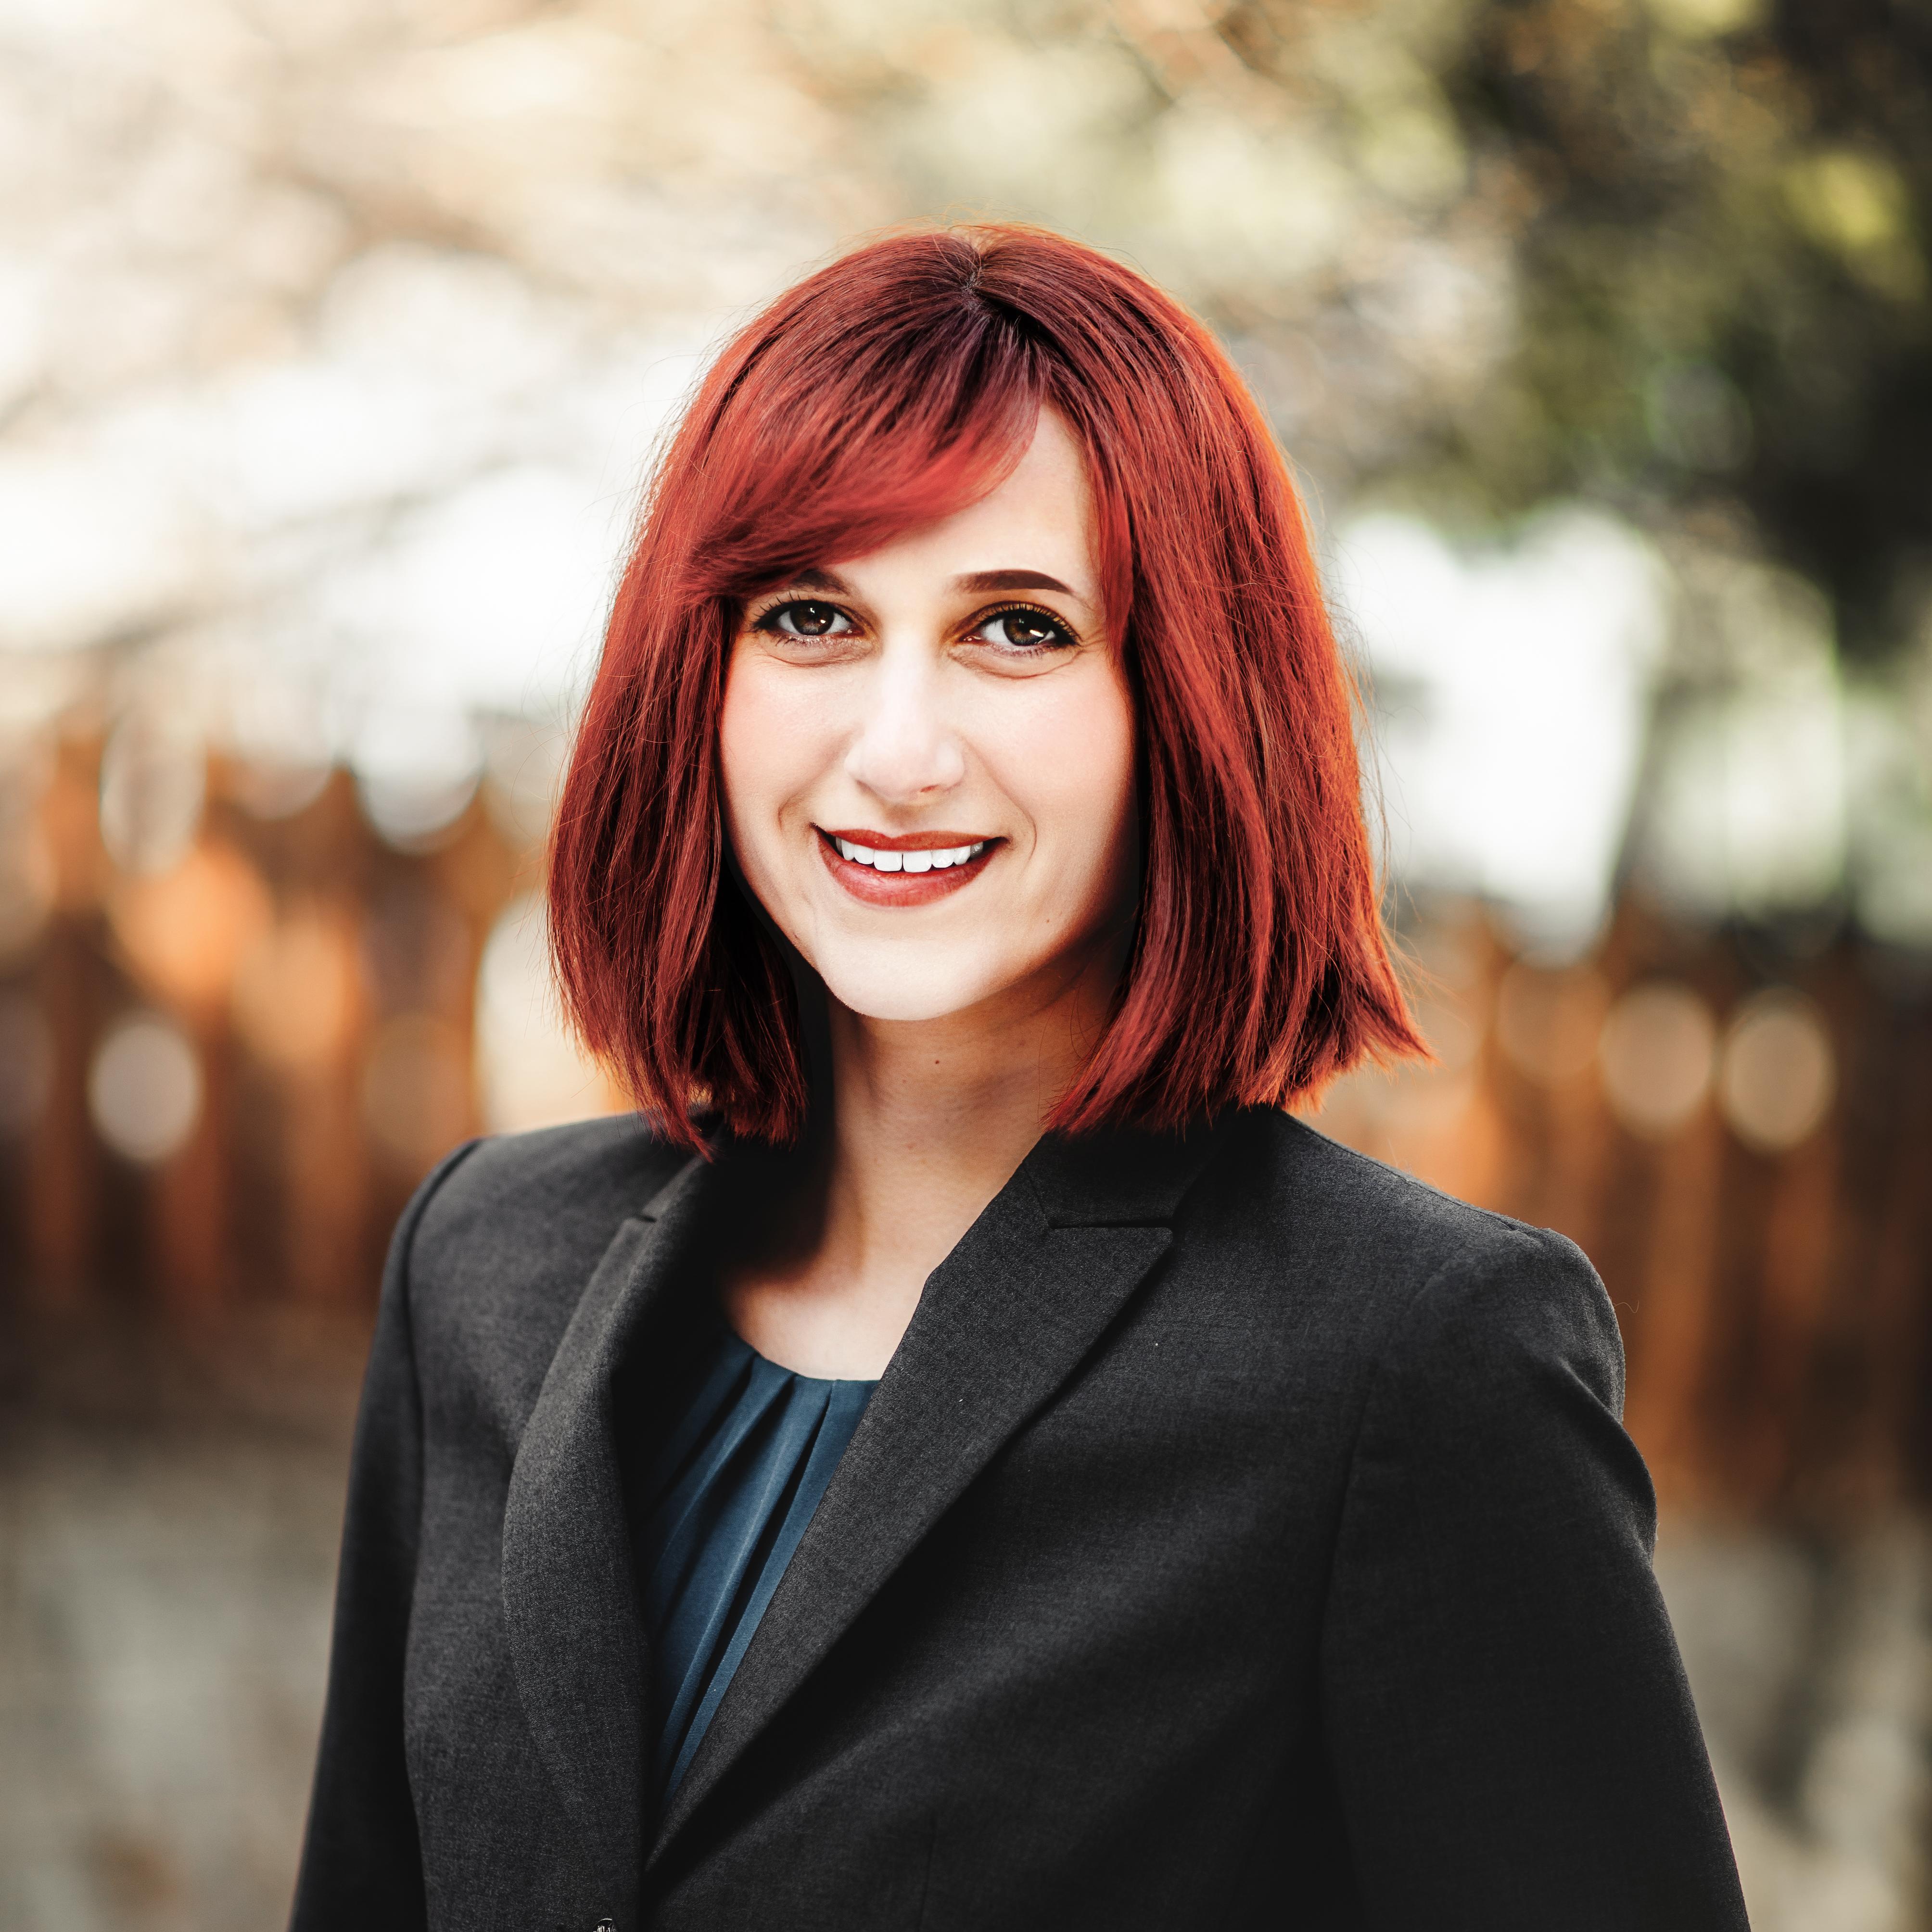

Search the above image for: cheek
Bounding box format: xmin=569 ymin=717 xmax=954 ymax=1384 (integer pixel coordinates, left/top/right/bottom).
xmin=719 ymin=657 xmax=827 ymax=862
xmin=985 ymin=664 xmax=1138 ymax=896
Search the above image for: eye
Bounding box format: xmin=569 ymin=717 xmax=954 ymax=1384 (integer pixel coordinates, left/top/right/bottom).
xmin=972 ymin=606 xmax=1074 ymax=652
xmin=758 ymin=599 xmax=853 ymax=639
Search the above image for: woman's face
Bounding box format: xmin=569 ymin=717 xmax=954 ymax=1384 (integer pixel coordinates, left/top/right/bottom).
xmin=719 ymin=407 xmax=1138 ymax=1027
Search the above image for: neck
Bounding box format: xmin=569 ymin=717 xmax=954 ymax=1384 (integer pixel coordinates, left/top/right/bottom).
xmin=826 ymin=958 xmax=1109 ymax=1245
xmin=720 ymin=947 xmax=1119 ymax=1378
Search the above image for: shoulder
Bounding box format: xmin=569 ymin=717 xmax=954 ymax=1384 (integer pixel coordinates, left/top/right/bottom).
xmin=1186 ymin=1109 xmax=1621 ymax=1407
xmin=399 ymin=1112 xmax=694 ymax=1349
xmin=415 ymin=1111 xmax=689 ymax=1249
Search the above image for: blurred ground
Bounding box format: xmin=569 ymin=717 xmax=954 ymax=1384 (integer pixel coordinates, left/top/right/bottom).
xmin=0 ymin=1311 xmax=1926 ymax=1932
xmin=1661 ymin=1518 xmax=1932 ymax=1932
xmin=0 ymin=1315 xmax=365 ymax=1930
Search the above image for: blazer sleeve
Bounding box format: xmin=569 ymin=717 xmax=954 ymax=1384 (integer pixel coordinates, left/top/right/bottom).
xmin=1320 ymin=1224 xmax=1750 ymax=1932
xmin=289 ymin=1141 xmax=477 ymax=1932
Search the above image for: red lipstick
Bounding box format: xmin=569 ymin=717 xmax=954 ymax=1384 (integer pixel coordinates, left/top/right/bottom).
xmin=814 ymin=827 xmax=998 ymax=907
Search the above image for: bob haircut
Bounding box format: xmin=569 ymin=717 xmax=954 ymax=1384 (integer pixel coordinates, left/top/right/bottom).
xmin=551 ymin=223 xmax=1423 ymax=1153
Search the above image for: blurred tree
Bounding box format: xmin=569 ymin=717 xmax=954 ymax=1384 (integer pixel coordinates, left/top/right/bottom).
xmin=1419 ymin=0 xmax=1932 ymax=663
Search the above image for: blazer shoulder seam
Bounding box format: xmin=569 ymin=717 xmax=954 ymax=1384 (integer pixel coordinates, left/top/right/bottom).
xmin=1283 ymin=1114 xmax=1571 ymax=1251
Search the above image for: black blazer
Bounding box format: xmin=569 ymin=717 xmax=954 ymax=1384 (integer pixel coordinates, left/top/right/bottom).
xmin=291 ymin=1108 xmax=1748 ymax=1932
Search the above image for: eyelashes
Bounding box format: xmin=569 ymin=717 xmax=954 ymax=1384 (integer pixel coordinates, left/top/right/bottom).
xmin=973 ymin=605 xmax=1075 ymax=652
xmin=754 ymin=598 xmax=852 ymax=639
xmin=748 ymin=597 xmax=1080 ymax=653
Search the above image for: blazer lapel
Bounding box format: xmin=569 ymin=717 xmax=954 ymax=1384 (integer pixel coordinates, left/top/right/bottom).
xmin=501 ymin=1146 xmax=712 ymax=1892
xmin=649 ymin=1121 xmax=1223 ymax=1864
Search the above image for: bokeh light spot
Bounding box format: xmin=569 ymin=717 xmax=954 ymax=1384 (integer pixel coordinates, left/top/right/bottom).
xmin=233 ymin=909 xmax=360 ymax=1072
xmin=108 ymin=843 xmax=273 ymax=1013
xmin=1718 ymin=989 xmax=1836 ymax=1155
xmin=1599 ymin=982 xmax=1717 ymax=1140
xmin=99 ymin=713 xmax=206 ymax=876
xmin=89 ymin=1013 xmax=202 ymax=1164
xmin=475 ymin=891 xmax=620 ymax=1133
xmin=1495 ymin=961 xmax=1611 ymax=1086
xmin=352 ymin=708 xmax=483 ymax=851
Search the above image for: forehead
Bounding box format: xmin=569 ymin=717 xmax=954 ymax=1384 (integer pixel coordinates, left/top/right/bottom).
xmin=824 ymin=407 xmax=1098 ymax=602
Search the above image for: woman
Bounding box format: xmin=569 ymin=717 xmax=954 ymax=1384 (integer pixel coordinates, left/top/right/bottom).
xmin=292 ymin=225 xmax=1748 ymax=1932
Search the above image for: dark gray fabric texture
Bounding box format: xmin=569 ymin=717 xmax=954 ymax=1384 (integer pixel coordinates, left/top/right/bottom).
xmin=289 ymin=1107 xmax=1750 ymax=1932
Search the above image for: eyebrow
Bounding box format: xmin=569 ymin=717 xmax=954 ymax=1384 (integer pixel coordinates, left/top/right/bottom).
xmin=954 ymin=568 xmax=1078 ymax=596
xmin=782 ymin=566 xmax=1082 ymax=598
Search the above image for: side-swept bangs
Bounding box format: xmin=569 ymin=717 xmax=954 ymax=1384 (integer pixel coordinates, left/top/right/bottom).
xmin=550 ymin=223 xmax=1423 ymax=1152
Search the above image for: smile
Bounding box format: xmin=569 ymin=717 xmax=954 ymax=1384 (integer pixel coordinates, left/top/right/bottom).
xmin=831 ymin=837 xmax=987 ymax=872
xmin=816 ymin=828 xmax=998 ymax=906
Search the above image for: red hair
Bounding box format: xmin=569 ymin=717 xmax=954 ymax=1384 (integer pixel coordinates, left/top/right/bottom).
xmin=550 ymin=223 xmax=1423 ymax=1152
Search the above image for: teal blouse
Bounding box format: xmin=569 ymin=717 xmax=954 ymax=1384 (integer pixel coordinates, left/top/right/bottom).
xmin=632 ymin=1323 xmax=877 ymax=1800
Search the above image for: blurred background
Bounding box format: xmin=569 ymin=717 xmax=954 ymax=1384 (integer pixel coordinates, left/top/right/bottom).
xmin=0 ymin=0 xmax=1929 ymax=1923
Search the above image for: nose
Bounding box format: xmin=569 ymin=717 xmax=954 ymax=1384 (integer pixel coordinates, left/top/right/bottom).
xmin=843 ymin=649 xmax=966 ymax=804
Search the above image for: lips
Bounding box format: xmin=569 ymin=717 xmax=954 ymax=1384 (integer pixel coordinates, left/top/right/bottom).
xmin=828 ymin=833 xmax=987 ymax=873
xmin=815 ymin=827 xmax=998 ymax=906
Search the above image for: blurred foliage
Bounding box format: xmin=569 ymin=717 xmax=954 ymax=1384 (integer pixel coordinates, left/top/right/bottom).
xmin=1215 ymin=0 xmax=1932 ymax=661
xmin=1440 ymin=0 xmax=1932 ymax=663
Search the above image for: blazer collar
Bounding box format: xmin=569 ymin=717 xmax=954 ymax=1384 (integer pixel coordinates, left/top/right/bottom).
xmin=647 ymin=1116 xmax=1225 ymax=1866
xmin=500 ymin=1145 xmax=715 ymax=1908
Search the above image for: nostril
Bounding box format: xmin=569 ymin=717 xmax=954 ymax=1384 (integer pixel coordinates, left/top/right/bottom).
xmin=845 ymin=740 xmax=968 ymax=801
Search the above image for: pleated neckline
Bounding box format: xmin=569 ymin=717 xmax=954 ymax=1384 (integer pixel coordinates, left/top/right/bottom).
xmin=634 ymin=1322 xmax=878 ymax=1800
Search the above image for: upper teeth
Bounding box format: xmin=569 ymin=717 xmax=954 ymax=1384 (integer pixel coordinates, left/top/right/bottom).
xmin=834 ymin=838 xmax=986 ymax=872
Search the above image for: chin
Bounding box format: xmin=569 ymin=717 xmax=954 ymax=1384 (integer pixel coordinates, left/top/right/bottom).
xmin=814 ymin=949 xmax=1008 ymax=1025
